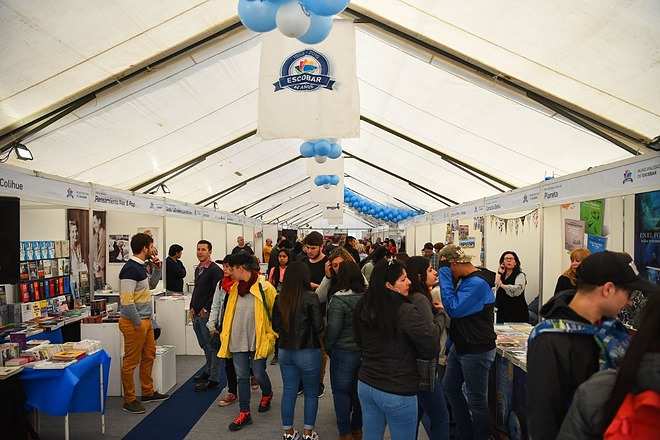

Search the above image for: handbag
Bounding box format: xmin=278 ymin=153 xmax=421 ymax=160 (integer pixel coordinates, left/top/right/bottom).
xmin=416 ymin=358 xmax=438 ymax=392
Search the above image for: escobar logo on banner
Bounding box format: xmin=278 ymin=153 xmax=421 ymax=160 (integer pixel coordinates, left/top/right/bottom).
xmin=274 ymin=49 xmax=336 ymax=92
xmin=258 ymin=20 xmax=360 ymax=140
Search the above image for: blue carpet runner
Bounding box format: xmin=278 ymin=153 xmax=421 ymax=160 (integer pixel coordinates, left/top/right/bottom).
xmin=123 ymin=368 xmax=223 ymax=440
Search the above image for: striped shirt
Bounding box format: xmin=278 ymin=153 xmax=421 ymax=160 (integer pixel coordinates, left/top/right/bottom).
xmin=119 ymin=256 xmax=161 ymax=326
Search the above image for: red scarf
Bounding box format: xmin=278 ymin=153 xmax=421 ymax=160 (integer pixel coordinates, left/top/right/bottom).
xmin=237 ymin=271 xmax=259 ymax=297
xmin=221 ymin=275 xmax=234 ymax=294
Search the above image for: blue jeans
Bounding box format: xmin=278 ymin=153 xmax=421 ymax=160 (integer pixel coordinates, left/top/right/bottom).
xmin=330 ymin=349 xmax=362 ymax=435
xmin=192 ymin=315 xmax=221 ymax=383
xmin=442 ymin=347 xmax=496 ymax=440
xmin=358 ymin=381 xmax=417 ymax=440
xmin=232 ymin=352 xmax=272 ymax=412
xmin=279 ymin=348 xmax=321 ymax=430
xmin=417 ymin=377 xmax=449 ymax=440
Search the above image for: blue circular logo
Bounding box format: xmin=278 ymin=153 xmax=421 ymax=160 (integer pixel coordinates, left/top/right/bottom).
xmin=274 ymin=49 xmax=336 ymax=92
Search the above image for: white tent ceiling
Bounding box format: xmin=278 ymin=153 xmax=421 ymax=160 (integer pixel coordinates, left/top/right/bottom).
xmin=2 ymin=0 xmax=658 ymax=228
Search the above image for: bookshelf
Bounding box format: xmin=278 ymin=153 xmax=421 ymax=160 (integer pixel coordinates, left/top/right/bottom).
xmin=18 ymin=240 xmax=71 ymax=303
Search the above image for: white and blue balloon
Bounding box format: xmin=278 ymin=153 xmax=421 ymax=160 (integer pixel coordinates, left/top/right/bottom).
xmin=300 ymin=139 xmax=342 ymax=163
xmin=344 ymin=188 xmax=419 ymax=224
xmin=314 ymin=174 xmax=340 ymax=189
xmin=238 ymin=0 xmax=349 ymax=44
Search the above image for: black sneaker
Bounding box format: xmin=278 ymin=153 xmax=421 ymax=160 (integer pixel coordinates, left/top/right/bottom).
xmin=141 ymin=391 xmax=170 ymax=403
xmin=123 ymin=400 xmax=146 ymax=414
xmin=194 ymin=381 xmax=220 ymax=392
xmin=318 ymin=383 xmax=325 ymax=398
xmin=193 ymin=373 xmax=210 ymax=383
xmin=229 ymin=411 xmax=252 ymax=431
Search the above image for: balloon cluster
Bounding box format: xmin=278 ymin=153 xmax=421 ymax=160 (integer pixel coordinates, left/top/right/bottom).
xmin=314 ymin=174 xmax=340 ymax=189
xmin=300 ymin=139 xmax=342 ymax=163
xmin=238 ymin=0 xmax=349 ymax=44
xmin=344 ymin=188 xmax=418 ymax=223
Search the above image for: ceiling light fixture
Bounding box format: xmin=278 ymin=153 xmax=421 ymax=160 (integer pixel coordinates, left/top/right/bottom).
xmin=0 ymin=142 xmax=34 ymax=163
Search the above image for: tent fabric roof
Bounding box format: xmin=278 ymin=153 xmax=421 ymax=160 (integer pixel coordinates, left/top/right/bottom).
xmin=2 ymin=0 xmax=657 ymax=227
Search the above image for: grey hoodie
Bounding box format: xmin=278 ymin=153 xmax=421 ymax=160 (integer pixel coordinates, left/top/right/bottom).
xmin=558 ymin=352 xmax=660 ymax=439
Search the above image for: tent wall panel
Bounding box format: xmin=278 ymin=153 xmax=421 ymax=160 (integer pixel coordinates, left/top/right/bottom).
xmin=243 ymin=225 xmax=255 ymax=254
xmin=165 ymin=217 xmax=202 ymax=284
xmin=20 ymin=209 xmax=66 ymax=241
xmin=226 ymin=223 xmax=244 ymax=253
xmin=431 ymin=223 xmax=446 ymax=245
xmin=106 ymin=212 xmax=164 ymax=291
xmin=414 ymin=224 xmax=431 ymax=257
xmin=263 ymin=225 xmax=279 ymax=248
xmin=253 ymin=224 xmax=263 ymax=263
xmin=405 ymin=226 xmax=416 ymax=256
xmin=202 ymin=221 xmax=227 ymax=261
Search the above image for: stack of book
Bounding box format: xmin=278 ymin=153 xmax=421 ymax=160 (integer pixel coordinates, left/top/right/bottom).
xmin=0 ymin=365 xmax=24 ymax=380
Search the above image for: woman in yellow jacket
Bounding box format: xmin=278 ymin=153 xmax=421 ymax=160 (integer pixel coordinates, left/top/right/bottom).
xmin=218 ymin=253 xmax=278 ymax=432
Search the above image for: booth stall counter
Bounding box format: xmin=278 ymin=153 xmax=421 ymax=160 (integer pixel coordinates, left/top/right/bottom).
xmin=155 ymin=294 xmax=204 ymax=356
xmin=81 ymin=321 xmax=177 ymax=397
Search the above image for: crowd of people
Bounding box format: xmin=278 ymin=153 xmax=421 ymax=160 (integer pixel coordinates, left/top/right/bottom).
xmin=118 ymin=232 xmax=659 ymax=439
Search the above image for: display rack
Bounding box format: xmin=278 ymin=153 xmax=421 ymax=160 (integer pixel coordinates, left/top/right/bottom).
xmin=18 ymin=240 xmax=71 ymax=303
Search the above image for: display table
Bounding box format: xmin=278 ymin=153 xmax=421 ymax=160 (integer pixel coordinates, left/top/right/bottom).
xmin=20 ymin=349 xmax=111 ymax=440
xmin=493 ymin=324 xmax=532 ymax=440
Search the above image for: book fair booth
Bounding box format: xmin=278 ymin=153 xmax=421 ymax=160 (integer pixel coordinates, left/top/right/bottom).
xmin=0 ymin=164 xmax=272 ymax=438
xmin=402 ymin=153 xmax=660 ymax=438
xmin=1 ymin=1 xmax=659 ymax=439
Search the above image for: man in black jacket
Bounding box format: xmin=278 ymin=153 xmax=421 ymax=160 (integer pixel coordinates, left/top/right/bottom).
xmin=527 ymin=251 xmax=653 ymax=440
xmin=190 ymin=240 xmax=224 ymax=391
xmin=165 ymin=244 xmax=186 ymax=294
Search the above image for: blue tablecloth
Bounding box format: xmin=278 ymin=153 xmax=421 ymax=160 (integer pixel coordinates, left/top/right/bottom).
xmin=2 ymin=328 xmax=63 ymax=344
xmin=20 ymin=350 xmax=111 ymax=417
xmin=29 ymin=328 xmax=64 ymax=344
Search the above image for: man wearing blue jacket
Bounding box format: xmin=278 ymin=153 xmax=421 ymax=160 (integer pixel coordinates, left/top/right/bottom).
xmin=438 ymin=245 xmax=496 ymax=440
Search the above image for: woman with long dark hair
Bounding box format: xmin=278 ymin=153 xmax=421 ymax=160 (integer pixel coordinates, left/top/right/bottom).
xmin=272 ymin=262 xmax=324 ymax=440
xmin=559 ymin=293 xmax=660 ymax=438
xmin=269 ymin=248 xmax=291 ymax=365
xmin=354 ymin=259 xmax=440 ymax=440
xmin=406 ymin=257 xmax=450 ymax=440
xmin=269 ymin=248 xmax=291 ymax=293
xmin=326 ymin=261 xmax=366 ymax=440
xmin=493 ymin=251 xmax=528 ymax=323
xmin=361 ymin=245 xmax=389 ymax=282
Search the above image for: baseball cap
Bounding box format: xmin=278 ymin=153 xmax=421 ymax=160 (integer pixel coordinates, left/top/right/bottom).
xmin=217 ymin=254 xmax=234 ymax=265
xmin=230 ymin=252 xmax=260 ymax=271
xmin=576 ymin=251 xmax=657 ymax=293
xmin=422 ymin=242 xmax=434 ymax=251
xmin=437 ymin=244 xmax=473 ymax=263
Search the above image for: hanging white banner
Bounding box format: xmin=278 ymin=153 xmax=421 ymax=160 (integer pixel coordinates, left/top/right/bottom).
xmin=258 ymin=20 xmax=360 ymax=139
xmin=0 ymin=165 xmax=90 ymax=207
xmin=94 ymin=188 xmax=164 ymax=215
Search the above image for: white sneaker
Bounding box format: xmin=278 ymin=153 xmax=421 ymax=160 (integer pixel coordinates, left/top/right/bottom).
xmin=283 ymin=430 xmax=301 ymax=440
xmin=302 ymin=431 xmax=319 ymax=440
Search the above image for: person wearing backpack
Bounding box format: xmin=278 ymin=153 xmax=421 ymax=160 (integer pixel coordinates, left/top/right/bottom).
xmin=558 ymin=292 xmax=660 ymax=439
xmin=527 ymin=252 xmax=651 ymax=440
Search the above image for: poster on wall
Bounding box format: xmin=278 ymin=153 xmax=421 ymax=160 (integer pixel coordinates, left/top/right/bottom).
xmin=587 ymin=235 xmax=607 ymax=254
xmin=564 ymin=219 xmax=586 ymax=251
xmin=67 ymin=209 xmax=89 ymax=298
xmin=459 ymin=225 xmax=470 ymax=240
xmin=459 ymin=237 xmax=476 ymax=248
xmin=634 ymin=190 xmax=660 ymax=284
xmin=580 ymin=199 xmax=605 ymax=236
xmin=91 ymin=211 xmax=106 ymax=290
xmin=137 ymin=227 xmax=160 ymax=257
xmin=108 ymin=235 xmax=130 ymax=263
